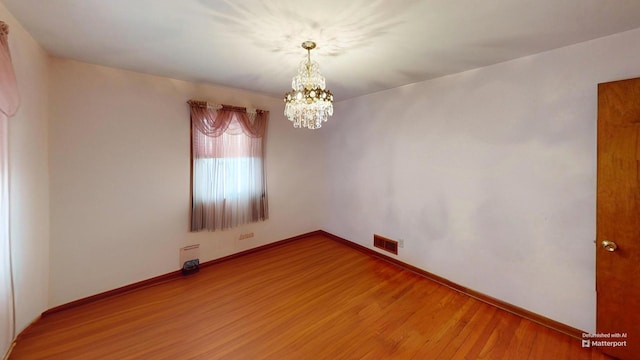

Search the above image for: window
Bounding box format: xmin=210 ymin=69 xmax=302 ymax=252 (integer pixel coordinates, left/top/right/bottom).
xmin=189 ymin=100 xmax=268 ymax=231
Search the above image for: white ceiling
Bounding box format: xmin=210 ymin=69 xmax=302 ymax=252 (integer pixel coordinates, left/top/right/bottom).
xmin=4 ymin=0 xmax=640 ymax=101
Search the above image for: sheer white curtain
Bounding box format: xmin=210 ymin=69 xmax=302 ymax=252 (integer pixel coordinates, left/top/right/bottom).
xmin=189 ymin=101 xmax=268 ymax=232
xmin=0 ymin=20 xmax=19 ymax=358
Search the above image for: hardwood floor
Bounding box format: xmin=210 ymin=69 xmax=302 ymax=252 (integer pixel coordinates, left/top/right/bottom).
xmin=9 ymin=235 xmax=612 ymax=359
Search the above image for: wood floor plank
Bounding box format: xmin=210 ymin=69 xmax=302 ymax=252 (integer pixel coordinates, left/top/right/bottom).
xmin=9 ymin=235 xmax=613 ymax=359
xmin=475 ymin=311 xmax=522 ymax=359
xmin=409 ymin=297 xmax=483 ymax=358
xmin=501 ymin=318 xmax=539 ymax=359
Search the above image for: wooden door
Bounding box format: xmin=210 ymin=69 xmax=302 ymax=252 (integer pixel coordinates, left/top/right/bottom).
xmin=596 ymin=77 xmax=640 ymax=360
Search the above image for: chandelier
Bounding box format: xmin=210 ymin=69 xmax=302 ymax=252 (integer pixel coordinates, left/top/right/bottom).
xmin=284 ymin=41 xmax=334 ymax=129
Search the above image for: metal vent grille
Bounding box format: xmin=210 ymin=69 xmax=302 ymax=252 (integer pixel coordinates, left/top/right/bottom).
xmin=373 ymin=234 xmax=398 ymax=255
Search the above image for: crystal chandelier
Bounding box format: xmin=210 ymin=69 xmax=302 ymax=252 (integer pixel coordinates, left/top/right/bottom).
xmin=284 ymin=41 xmax=334 ymax=129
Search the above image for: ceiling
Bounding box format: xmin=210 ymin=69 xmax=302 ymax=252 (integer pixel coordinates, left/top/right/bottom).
xmin=4 ymin=0 xmax=640 ymax=101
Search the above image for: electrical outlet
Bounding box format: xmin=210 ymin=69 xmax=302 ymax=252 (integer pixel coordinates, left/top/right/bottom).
xmin=239 ymin=232 xmax=254 ymax=240
xmin=399 ymin=239 xmax=404 ymax=248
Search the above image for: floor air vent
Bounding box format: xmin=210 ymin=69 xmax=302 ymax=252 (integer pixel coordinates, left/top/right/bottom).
xmin=374 ymin=234 xmax=398 ymax=255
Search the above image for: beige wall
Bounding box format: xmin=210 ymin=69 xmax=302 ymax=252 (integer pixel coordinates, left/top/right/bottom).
xmin=325 ymin=28 xmax=640 ymax=333
xmin=0 ymin=2 xmax=50 ymax=336
xmin=48 ymin=59 xmax=329 ymax=307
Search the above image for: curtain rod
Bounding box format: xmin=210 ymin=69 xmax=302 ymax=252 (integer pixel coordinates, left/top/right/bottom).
xmin=187 ymin=99 xmax=266 ymax=114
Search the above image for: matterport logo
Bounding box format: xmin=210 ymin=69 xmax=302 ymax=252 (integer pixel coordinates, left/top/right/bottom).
xmin=581 ymin=332 xmax=628 ymax=348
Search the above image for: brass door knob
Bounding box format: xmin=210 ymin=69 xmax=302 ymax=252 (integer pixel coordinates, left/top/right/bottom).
xmin=601 ymin=240 xmax=618 ymax=252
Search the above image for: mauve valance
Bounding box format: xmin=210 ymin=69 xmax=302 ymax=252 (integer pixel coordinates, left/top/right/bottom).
xmin=188 ymin=99 xmax=268 ymax=138
xmin=0 ymin=21 xmax=19 ymax=119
